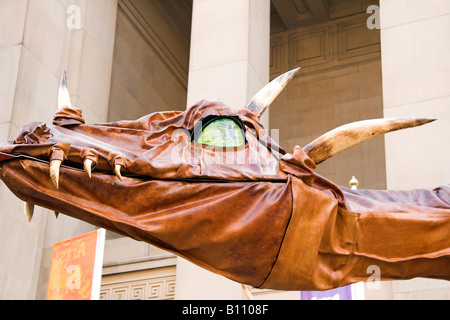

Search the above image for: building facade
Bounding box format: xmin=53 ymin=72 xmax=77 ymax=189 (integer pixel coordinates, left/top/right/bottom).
xmin=0 ymin=0 xmax=449 ymax=300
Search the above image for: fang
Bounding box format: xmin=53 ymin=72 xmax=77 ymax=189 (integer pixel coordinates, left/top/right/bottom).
xmin=114 ymin=164 xmax=123 ymax=181
xmin=50 ymin=160 xmax=62 ymax=189
xmin=24 ymin=203 xmax=34 ymax=222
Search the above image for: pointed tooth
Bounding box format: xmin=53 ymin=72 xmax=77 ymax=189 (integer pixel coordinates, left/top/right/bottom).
xmin=54 ymin=211 xmax=59 ymax=219
xmin=24 ymin=203 xmax=34 ymax=223
xmin=84 ymin=159 xmax=94 ymax=178
xmin=50 ymin=159 xmax=62 ymax=189
xmin=114 ymin=164 xmax=123 ymax=181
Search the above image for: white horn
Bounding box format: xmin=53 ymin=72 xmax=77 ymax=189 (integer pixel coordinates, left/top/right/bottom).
xmin=58 ymin=70 xmax=73 ymax=110
xmin=246 ymin=68 xmax=300 ymax=117
xmin=304 ymin=118 xmax=436 ymax=165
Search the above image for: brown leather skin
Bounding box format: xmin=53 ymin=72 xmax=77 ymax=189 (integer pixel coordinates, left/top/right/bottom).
xmin=0 ymin=100 xmax=448 ymax=290
xmin=261 ymin=177 xmax=450 ymax=290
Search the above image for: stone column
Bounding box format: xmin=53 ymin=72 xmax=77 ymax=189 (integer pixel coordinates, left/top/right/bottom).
xmin=380 ymin=0 xmax=450 ymax=299
xmin=0 ymin=0 xmax=41 ymax=300
xmin=175 ymin=0 xmax=271 ymax=299
xmin=381 ymin=0 xmax=450 ymax=190
xmin=0 ymin=0 xmax=118 ymax=299
xmin=186 ymin=0 xmax=270 ymax=125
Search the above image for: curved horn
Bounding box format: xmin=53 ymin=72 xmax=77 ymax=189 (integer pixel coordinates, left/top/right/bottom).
xmin=303 ymin=118 xmax=436 ymax=165
xmin=246 ymin=68 xmax=301 ymax=117
xmin=58 ymin=70 xmax=73 ymax=110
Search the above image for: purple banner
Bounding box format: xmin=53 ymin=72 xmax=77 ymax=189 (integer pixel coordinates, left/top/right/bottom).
xmin=301 ymin=285 xmax=353 ymax=300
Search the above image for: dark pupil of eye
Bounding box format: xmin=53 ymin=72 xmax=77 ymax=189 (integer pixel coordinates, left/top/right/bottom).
xmin=196 ymin=119 xmax=245 ymax=147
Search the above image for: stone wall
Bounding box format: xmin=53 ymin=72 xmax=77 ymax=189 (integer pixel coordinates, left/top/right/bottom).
xmin=269 ymin=12 xmax=385 ymax=189
xmin=107 ymin=0 xmax=191 ymax=122
xmin=380 ymin=0 xmax=450 ymax=300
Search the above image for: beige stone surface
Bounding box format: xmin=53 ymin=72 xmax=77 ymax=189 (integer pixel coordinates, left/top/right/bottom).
xmin=0 ymin=0 xmax=119 ymax=299
xmin=392 ymin=278 xmax=450 ymax=300
xmin=83 ymin=0 xmax=118 ymax=56
xmin=0 ymin=45 xmax=22 ymax=125
xmin=188 ymin=60 xmax=253 ymax=109
xmin=187 ymin=0 xmax=270 ymax=111
xmin=23 ymin=0 xmax=67 ymax=77
xmin=383 ymin=97 xmax=450 ymax=190
xmin=189 ymin=0 xmax=251 ymax=72
xmin=0 ymin=0 xmax=28 ymax=48
xmin=0 ymin=183 xmax=48 ymax=299
xmin=107 ymin=5 xmax=188 ymax=122
xmin=380 ymin=0 xmax=450 ymax=300
xmin=11 ymin=46 xmax=59 ymax=128
xmin=103 ymin=237 xmax=160 ymax=266
xmin=381 ymin=14 xmax=450 ymax=109
xmin=381 ymin=1 xmax=450 ymax=189
xmin=380 ymin=0 xmax=450 ymax=28
xmin=72 ymin=30 xmax=114 ymax=121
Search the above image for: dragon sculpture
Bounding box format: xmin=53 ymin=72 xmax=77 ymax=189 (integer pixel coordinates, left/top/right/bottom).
xmin=0 ymin=69 xmax=448 ymax=291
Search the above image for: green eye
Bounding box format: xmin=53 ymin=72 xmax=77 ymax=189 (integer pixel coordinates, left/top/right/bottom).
xmin=196 ymin=118 xmax=245 ymax=147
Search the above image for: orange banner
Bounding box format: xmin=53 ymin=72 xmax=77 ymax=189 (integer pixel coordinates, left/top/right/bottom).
xmin=46 ymin=229 xmax=105 ymax=300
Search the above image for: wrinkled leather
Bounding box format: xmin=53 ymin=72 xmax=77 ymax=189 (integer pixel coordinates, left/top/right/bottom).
xmin=0 ymin=99 xmax=448 ymax=289
xmin=0 ymin=159 xmax=292 ymax=286
xmin=261 ymin=177 xmax=450 ymax=290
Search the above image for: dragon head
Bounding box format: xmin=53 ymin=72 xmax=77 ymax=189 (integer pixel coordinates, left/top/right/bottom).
xmin=0 ymin=69 xmax=437 ymax=288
